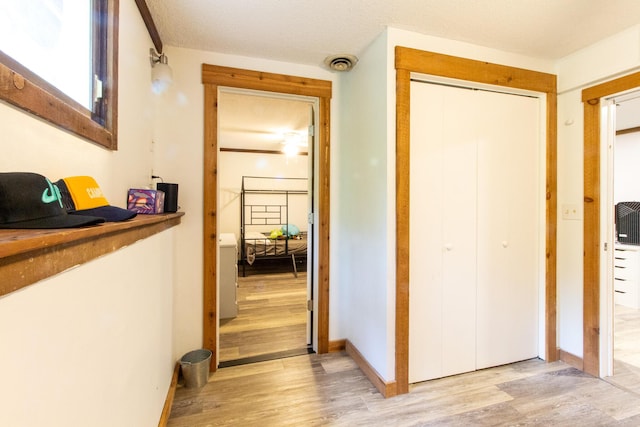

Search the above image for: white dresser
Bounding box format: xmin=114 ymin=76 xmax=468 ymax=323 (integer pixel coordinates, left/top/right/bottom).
xmin=614 ymin=244 xmax=640 ymax=309
xmin=219 ymin=233 xmax=238 ymax=319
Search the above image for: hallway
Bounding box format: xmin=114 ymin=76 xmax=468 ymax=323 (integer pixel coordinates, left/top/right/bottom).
xmin=168 ymin=351 xmax=640 ymax=426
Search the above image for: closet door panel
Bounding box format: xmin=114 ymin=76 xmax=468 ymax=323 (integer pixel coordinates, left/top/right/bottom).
xmin=440 ymin=86 xmax=477 ymax=378
xmin=409 ymin=82 xmax=445 ymax=382
xmin=409 ymin=82 xmax=476 ymax=382
xmin=475 ymin=90 xmax=540 ymax=369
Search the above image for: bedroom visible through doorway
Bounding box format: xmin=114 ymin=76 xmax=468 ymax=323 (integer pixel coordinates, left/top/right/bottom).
xmin=217 ymin=89 xmax=315 ymax=366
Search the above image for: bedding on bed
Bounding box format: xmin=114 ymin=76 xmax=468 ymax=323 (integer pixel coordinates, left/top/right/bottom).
xmin=244 ymin=233 xmax=307 ymax=265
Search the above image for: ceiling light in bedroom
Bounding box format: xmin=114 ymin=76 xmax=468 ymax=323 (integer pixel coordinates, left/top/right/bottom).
xmin=150 ymin=48 xmax=173 ymax=94
xmin=281 ymin=132 xmax=305 ymax=157
xmin=282 ymin=143 xmax=300 ymax=157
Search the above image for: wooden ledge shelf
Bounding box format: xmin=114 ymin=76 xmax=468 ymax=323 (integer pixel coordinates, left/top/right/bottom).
xmin=0 ymin=212 xmax=184 ymax=298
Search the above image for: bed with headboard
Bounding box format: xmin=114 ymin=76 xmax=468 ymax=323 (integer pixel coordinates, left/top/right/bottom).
xmin=240 ymin=176 xmax=308 ymax=276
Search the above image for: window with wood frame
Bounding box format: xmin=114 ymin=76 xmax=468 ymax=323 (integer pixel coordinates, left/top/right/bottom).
xmin=0 ymin=0 xmax=119 ymax=150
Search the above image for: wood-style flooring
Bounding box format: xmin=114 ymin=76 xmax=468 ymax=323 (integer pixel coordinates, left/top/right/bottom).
xmin=168 ymin=352 xmax=640 ymax=426
xmin=170 ymin=295 xmax=640 ymax=425
xmin=219 ymin=269 xmax=308 ymax=363
xmin=607 ymin=304 xmax=640 ymax=394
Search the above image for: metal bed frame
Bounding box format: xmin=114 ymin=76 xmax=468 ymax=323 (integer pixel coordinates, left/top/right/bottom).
xmin=240 ymin=176 xmax=308 ymax=276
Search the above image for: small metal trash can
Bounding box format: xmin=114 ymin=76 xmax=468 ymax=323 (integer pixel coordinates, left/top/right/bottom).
xmin=180 ymin=349 xmax=212 ymax=389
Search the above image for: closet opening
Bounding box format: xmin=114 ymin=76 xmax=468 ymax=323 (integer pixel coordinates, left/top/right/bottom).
xmin=395 ymin=46 xmax=557 ymax=396
xmin=408 ymin=76 xmax=547 ymax=383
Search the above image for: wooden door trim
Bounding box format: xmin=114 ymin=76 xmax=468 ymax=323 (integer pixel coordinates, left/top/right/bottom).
xmin=202 ymin=64 xmax=332 ymax=370
xmin=582 ymin=72 xmax=640 ymax=376
xmin=395 ymin=46 xmax=557 ymax=395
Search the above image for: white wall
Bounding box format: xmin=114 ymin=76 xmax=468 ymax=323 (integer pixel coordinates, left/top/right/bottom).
xmin=0 ymin=231 xmax=175 ymax=426
xmin=556 ymin=88 xmax=585 ymax=357
xmin=555 ymin=25 xmax=640 ymax=359
xmin=337 ymin=30 xmax=391 ymax=377
xmin=150 ymin=46 xmax=338 ymax=357
xmin=336 ymin=26 xmax=555 ymax=383
xmin=615 ymin=132 xmax=640 ymax=203
xmin=0 ymin=2 xmax=173 ymax=424
xmin=218 ymin=151 xmax=309 ymax=240
xmin=3 ymin=11 xmax=634 ymax=419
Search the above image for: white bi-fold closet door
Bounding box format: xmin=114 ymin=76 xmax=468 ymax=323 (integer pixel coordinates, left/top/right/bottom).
xmin=408 ymin=79 xmax=541 ymax=383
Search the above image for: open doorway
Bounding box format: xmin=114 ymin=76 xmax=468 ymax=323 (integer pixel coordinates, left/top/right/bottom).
xmin=582 ymin=71 xmax=640 ymax=377
xmin=217 ymin=90 xmax=315 ymax=366
xmin=201 ymin=64 xmax=332 ymax=372
xmin=603 ymin=93 xmax=640 ymax=391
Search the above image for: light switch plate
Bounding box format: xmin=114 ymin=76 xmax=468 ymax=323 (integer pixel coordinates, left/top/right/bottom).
xmin=562 ymin=204 xmax=581 ymax=220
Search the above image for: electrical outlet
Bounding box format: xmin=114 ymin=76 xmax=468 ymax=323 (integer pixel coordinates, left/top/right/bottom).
xmin=562 ymin=204 xmax=580 ymax=220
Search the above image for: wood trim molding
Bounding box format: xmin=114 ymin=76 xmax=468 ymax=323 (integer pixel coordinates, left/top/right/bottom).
xmin=395 ymin=46 xmax=556 ymax=94
xmin=328 ymin=339 xmax=346 ymax=352
xmin=0 ymin=213 xmax=184 ymax=297
xmin=546 ymin=91 xmax=559 ymax=363
xmin=395 ymin=46 xmax=557 ymax=394
xmin=395 ymin=67 xmax=411 ymax=395
xmin=202 ymin=64 xmax=332 ymax=373
xmin=134 ymin=0 xmax=163 ymax=53
xmin=583 ymin=96 xmax=601 ymax=376
xmin=582 ymin=73 xmax=640 ymax=103
xmin=345 ymin=340 xmax=397 ymax=398
xmin=202 ymin=64 xmax=332 ymax=99
xmin=220 ymin=147 xmax=308 ymax=156
xmin=0 ymin=0 xmax=118 ymax=150
xmin=559 ymin=349 xmax=584 ymax=371
xmin=158 ymin=362 xmax=180 ymax=427
xmin=0 ymin=56 xmax=115 ymax=150
xmin=582 ymin=71 xmax=640 ymax=377
xmin=617 ymin=126 xmax=640 ymax=136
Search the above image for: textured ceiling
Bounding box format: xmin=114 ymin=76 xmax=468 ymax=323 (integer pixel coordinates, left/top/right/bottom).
xmin=218 ymin=92 xmax=311 ymax=150
xmin=145 ymin=1 xmax=640 ymax=148
xmin=146 ymin=0 xmax=640 ymax=67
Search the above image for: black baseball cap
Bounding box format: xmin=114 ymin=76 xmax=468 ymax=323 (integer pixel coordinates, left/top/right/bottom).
xmin=0 ymin=172 xmax=105 ymax=229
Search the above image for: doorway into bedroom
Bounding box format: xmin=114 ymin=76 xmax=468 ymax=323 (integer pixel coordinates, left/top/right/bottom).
xmin=216 ymin=89 xmax=314 ymax=366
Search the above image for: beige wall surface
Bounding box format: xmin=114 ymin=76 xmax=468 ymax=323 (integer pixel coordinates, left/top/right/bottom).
xmin=3 ymin=2 xmax=640 ymax=420
xmin=0 ymin=2 xmax=172 ymax=425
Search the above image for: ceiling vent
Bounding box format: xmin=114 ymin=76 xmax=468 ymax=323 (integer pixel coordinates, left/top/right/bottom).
xmin=324 ymin=54 xmax=358 ymax=72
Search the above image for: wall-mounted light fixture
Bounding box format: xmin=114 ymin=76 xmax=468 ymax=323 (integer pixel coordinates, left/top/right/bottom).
xmin=150 ymin=48 xmax=173 ymax=94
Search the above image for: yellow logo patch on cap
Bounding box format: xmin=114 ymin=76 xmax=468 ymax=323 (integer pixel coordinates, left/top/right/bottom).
xmin=62 ymin=176 xmax=109 ymax=210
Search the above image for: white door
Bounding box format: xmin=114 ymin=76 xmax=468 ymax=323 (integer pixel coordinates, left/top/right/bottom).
xmin=475 ymin=89 xmax=540 ymax=369
xmin=409 ymin=82 xmax=478 ymax=382
xmin=409 ymin=80 xmax=541 ymax=383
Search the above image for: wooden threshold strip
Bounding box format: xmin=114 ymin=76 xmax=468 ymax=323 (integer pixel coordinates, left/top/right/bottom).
xmin=0 ymin=212 xmax=184 ymax=297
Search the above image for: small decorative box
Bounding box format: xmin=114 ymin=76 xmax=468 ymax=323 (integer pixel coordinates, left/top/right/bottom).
xmin=127 ymin=189 xmax=165 ymax=214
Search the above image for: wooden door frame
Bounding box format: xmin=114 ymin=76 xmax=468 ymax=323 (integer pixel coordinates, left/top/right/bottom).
xmin=202 ymin=64 xmax=332 ymax=370
xmin=395 ymin=46 xmax=558 ymax=395
xmin=582 ymin=72 xmax=640 ymax=376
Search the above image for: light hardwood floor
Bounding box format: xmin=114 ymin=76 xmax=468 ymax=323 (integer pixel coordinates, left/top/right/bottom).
xmin=607 ymin=304 xmax=640 ymax=394
xmin=219 ymin=270 xmax=308 ymax=362
xmin=171 ymin=283 xmax=640 ymax=425
xmin=168 ymin=352 xmax=640 ymax=426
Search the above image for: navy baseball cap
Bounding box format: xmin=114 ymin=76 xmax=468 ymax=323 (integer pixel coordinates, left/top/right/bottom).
xmin=55 ymin=176 xmax=137 ymax=222
xmin=0 ymin=172 xmax=105 ymax=229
